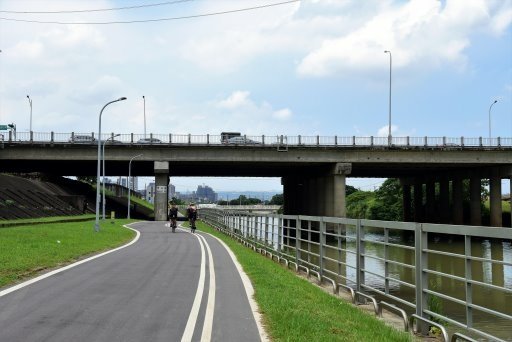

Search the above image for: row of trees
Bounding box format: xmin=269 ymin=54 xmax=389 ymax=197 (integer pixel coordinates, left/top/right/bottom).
xmin=346 ymin=178 xmax=492 ymax=222
xmin=217 ymin=194 xmax=283 ymax=206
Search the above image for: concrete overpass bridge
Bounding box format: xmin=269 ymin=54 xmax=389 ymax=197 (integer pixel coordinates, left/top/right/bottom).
xmin=1 ymin=131 xmax=511 ymax=226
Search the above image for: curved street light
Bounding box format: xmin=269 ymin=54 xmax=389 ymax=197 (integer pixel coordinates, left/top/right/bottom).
xmin=26 ymin=95 xmax=32 ymax=132
xmin=127 ymin=154 xmax=143 ymax=219
xmin=384 ymin=50 xmax=392 ymax=146
xmin=489 ymin=100 xmax=498 ymax=143
xmin=95 ymin=97 xmax=126 ymax=232
xmin=102 ymin=133 xmax=121 ymax=219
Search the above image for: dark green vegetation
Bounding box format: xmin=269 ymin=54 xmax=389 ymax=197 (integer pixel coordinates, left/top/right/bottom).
xmin=0 ymin=219 xmax=136 ymax=288
xmin=195 ymin=221 xmax=411 ymax=342
xmin=345 ymin=178 xmax=510 ymax=224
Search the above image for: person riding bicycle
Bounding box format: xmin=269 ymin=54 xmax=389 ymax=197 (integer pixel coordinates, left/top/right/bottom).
xmin=168 ymin=202 xmax=178 ymax=233
xmin=186 ymin=203 xmax=197 ymax=234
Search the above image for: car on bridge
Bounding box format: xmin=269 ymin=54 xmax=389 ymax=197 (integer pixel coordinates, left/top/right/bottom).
xmin=137 ymin=138 xmax=162 ymax=144
xmin=68 ymin=135 xmax=96 ymax=143
xmin=225 ymin=136 xmax=262 ymax=145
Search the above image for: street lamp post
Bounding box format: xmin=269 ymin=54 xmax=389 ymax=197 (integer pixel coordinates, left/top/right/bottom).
xmin=102 ymin=134 xmax=121 ymax=219
xmin=26 ymin=95 xmax=32 ymax=132
xmin=143 ymin=95 xmax=146 ymax=139
xmin=384 ymin=50 xmax=392 ymax=146
xmin=127 ymin=154 xmax=143 ymax=219
xmin=489 ymin=100 xmax=498 ymax=144
xmin=95 ymin=97 xmax=126 ymax=232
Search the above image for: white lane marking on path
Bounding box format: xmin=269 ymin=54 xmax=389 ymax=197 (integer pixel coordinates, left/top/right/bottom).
xmin=0 ymin=223 xmax=141 ymax=298
xmin=203 ymin=231 xmax=269 ymax=342
xmin=197 ymin=234 xmax=216 ymax=342
xmin=180 ymin=228 xmax=206 ymax=342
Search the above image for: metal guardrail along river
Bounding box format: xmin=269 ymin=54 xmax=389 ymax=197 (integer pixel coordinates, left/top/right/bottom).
xmin=2 ymin=131 xmax=512 ymax=148
xmin=199 ymin=209 xmax=512 ymax=342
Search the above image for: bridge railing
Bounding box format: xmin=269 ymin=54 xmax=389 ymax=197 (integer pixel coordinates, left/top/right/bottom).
xmin=199 ymin=209 xmax=512 ymax=341
xmin=5 ymin=131 xmax=512 ymax=148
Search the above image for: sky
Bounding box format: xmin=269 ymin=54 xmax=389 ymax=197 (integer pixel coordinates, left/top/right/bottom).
xmin=0 ymin=0 xmax=511 ymax=193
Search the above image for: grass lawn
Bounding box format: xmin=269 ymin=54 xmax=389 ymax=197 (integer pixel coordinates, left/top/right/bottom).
xmin=193 ymin=221 xmax=412 ymax=342
xmin=0 ymin=218 xmax=136 ymax=289
xmin=0 ymin=214 xmax=96 ymax=226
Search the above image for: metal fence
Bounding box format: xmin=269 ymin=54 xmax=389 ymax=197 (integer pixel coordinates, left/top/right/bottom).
xmin=199 ymin=209 xmax=512 ymax=342
xmin=3 ymin=131 xmax=512 ymax=148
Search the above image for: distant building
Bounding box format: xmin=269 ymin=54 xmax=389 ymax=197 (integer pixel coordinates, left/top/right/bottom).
xmin=146 ymin=182 xmax=155 ymax=204
xmin=175 ymin=184 xmax=217 ymax=203
xmin=196 ymin=185 xmax=218 ymax=203
xmin=168 ymin=183 xmax=176 ymax=200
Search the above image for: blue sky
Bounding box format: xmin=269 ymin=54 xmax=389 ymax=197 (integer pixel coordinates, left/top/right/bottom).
xmin=0 ymin=0 xmax=511 ymax=192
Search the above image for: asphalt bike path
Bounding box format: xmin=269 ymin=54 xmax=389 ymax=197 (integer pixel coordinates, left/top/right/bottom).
xmin=0 ymin=221 xmax=264 ymax=342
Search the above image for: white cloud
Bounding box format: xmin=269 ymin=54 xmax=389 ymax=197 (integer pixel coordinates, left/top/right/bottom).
xmin=217 ymin=91 xmax=252 ymax=109
xmin=273 ymin=108 xmax=293 ymax=120
xmin=490 ymin=6 xmax=512 ymax=34
xmin=377 ymin=125 xmax=398 ymax=137
xmin=297 ymin=0 xmax=509 ymax=77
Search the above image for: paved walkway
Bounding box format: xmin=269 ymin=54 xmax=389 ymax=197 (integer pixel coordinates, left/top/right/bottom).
xmin=0 ymin=222 xmax=264 ymax=342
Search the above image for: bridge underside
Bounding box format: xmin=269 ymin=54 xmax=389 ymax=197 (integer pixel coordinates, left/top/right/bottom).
xmin=1 ymin=144 xmax=510 ymax=226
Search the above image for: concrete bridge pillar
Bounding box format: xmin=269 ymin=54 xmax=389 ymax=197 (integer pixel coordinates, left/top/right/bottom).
xmin=452 ymin=176 xmax=464 ymax=225
xmin=413 ymin=181 xmax=424 ymax=222
xmin=154 ymin=161 xmax=169 ymax=221
xmin=470 ymin=175 xmax=482 ymax=226
xmin=489 ymin=169 xmax=502 ymax=227
xmin=426 ymin=179 xmax=436 ymax=223
xmin=285 ymin=176 xmax=302 ymax=215
xmin=401 ymin=182 xmax=412 ymax=222
xmin=440 ymin=178 xmax=450 ymax=223
xmin=328 ymin=163 xmax=351 ymax=217
xmin=316 ymin=176 xmax=325 ymax=216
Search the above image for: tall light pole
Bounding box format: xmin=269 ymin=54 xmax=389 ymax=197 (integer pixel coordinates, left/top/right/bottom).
xmin=127 ymin=154 xmax=143 ymax=219
xmin=102 ymin=134 xmax=121 ymax=219
xmin=384 ymin=50 xmax=392 ymax=146
xmin=143 ymin=95 xmax=146 ymax=139
xmin=95 ymin=97 xmax=126 ymax=232
xmin=489 ymin=99 xmax=498 ymax=143
xmin=26 ymin=95 xmax=32 ymax=132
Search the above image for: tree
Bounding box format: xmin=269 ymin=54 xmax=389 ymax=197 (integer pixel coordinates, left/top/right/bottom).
xmin=269 ymin=194 xmax=284 ymax=205
xmin=346 ymin=185 xmax=358 ymax=197
xmin=346 ymin=191 xmax=375 ymax=219
xmin=369 ymin=178 xmax=403 ymax=221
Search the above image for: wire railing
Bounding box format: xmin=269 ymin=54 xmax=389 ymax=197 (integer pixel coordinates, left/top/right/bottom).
xmin=3 ymin=131 xmax=512 ymax=148
xmin=199 ymin=209 xmax=512 ymax=341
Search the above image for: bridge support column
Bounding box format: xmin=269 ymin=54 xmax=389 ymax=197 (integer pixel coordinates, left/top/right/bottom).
xmin=440 ymin=178 xmax=450 ymax=223
xmin=426 ymin=179 xmax=436 ymax=223
xmin=452 ymin=176 xmax=463 ymax=225
xmin=402 ymin=183 xmax=412 ymax=222
xmin=154 ymin=161 xmax=169 ymax=221
xmin=470 ymin=175 xmax=482 ymax=226
xmin=282 ymin=176 xmax=304 ymax=215
xmin=325 ymin=163 xmax=351 ymax=217
xmin=414 ymin=181 xmax=423 ymax=222
xmin=489 ymin=169 xmax=502 ymax=227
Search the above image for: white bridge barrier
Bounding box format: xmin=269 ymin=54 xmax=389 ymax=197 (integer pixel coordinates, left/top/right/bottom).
xmin=3 ymin=131 xmax=512 ymax=148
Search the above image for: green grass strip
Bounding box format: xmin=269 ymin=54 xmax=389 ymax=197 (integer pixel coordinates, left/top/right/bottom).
xmin=0 ymin=219 xmax=136 ymax=288
xmin=0 ymin=214 xmax=96 ymax=225
xmin=194 ymin=221 xmax=411 ymax=342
